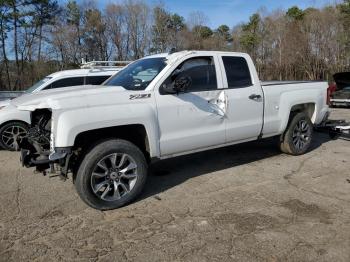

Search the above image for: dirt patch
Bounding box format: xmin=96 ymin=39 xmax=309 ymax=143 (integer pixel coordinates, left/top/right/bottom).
xmin=39 ymin=210 xmax=64 ymax=219
xmin=211 ymin=212 xmax=278 ymax=234
xmin=282 ymin=199 xmax=331 ymax=224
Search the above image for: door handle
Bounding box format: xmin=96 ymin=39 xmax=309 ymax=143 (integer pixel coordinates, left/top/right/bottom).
xmin=249 ymin=94 xmax=262 ymax=101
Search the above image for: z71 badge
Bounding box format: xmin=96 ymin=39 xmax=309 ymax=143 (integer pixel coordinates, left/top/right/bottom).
xmin=129 ymin=94 xmax=151 ymax=100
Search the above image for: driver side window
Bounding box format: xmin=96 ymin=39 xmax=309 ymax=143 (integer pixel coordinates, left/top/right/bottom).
xmin=162 ymin=56 xmax=217 ymax=94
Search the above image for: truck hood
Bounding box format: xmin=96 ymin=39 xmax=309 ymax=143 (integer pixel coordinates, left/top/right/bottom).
xmin=11 ymin=85 xmax=127 ymax=111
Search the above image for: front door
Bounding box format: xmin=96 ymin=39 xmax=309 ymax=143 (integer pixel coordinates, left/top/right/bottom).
xmin=155 ymin=56 xmax=226 ymax=156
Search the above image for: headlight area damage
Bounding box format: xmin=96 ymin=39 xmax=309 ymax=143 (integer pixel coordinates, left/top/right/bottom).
xmin=19 ymin=109 xmax=72 ymax=179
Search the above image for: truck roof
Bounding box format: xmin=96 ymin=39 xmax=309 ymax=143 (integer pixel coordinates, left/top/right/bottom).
xmin=47 ymin=51 xmax=249 ymax=79
xmin=143 ymin=50 xmax=249 ymax=64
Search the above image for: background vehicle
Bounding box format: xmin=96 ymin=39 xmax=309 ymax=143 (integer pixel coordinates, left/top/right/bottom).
xmin=0 ymin=91 xmax=24 ymax=101
xmin=0 ymin=61 xmax=130 ymax=150
xmin=14 ymin=51 xmax=329 ymax=210
xmin=330 ymin=72 xmax=350 ymax=107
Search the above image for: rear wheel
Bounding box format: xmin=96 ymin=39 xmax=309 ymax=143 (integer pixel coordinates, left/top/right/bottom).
xmin=279 ymin=112 xmax=313 ymax=155
xmin=75 ymin=139 xmax=148 ymax=210
xmin=0 ymin=121 xmax=28 ymax=151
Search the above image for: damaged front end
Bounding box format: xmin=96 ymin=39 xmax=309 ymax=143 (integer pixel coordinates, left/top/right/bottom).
xmin=19 ymin=109 xmax=72 ymax=179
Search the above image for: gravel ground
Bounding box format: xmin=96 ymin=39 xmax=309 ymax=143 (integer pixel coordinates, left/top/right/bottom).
xmin=0 ymin=108 xmax=349 ymax=262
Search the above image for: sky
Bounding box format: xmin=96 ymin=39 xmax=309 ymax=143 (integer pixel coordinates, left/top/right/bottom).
xmin=66 ymin=0 xmax=340 ymax=28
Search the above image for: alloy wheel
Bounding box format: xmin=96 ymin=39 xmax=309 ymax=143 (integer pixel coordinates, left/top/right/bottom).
xmin=90 ymin=153 xmax=138 ymax=201
xmin=292 ymin=119 xmax=311 ymax=151
xmin=1 ymin=125 xmax=27 ymax=150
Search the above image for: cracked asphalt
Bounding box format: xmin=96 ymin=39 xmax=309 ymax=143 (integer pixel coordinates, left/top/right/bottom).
xmin=0 ymin=108 xmax=350 ymax=262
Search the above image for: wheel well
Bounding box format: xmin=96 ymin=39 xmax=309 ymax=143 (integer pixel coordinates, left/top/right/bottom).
xmin=73 ymin=124 xmax=150 ymax=161
xmin=290 ymin=103 xmax=316 ymax=123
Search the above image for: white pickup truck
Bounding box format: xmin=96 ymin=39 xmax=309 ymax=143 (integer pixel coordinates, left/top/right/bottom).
xmin=13 ymin=51 xmax=329 ymax=210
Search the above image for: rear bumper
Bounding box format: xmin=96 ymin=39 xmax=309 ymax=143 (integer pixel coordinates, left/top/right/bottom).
xmin=330 ymin=99 xmax=350 ymax=106
xmin=315 ymin=106 xmax=330 ymax=126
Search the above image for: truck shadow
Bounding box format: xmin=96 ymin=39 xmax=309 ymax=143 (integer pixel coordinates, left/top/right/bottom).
xmin=140 ymin=132 xmax=333 ymax=201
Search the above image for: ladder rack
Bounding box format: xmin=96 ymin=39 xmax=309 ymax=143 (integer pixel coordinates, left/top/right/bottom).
xmin=80 ymin=60 xmax=132 ymax=69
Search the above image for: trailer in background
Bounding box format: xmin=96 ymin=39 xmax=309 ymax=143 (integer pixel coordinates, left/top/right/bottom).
xmin=315 ymin=119 xmax=350 ymax=139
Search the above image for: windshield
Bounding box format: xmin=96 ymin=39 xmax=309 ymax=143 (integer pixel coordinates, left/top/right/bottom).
xmin=343 ymin=87 xmax=350 ymax=91
xmin=26 ymin=77 xmax=52 ymax=93
xmin=104 ymin=58 xmax=166 ymax=90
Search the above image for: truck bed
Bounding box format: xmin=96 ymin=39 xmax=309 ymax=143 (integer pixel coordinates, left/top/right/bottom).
xmin=260 ymin=80 xmax=329 ymax=137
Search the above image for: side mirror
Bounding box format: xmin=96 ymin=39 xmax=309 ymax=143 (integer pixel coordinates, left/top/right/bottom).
xmin=173 ymin=76 xmax=191 ymax=93
xmin=161 ymin=83 xmax=177 ymax=94
xmin=161 ymin=75 xmax=192 ymax=95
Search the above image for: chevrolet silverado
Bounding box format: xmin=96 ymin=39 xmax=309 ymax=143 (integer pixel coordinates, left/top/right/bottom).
xmin=11 ymin=51 xmax=329 ymax=210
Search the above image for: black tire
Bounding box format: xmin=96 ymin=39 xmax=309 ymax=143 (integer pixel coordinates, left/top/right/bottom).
xmin=279 ymin=112 xmax=313 ymax=155
xmin=75 ymin=139 xmax=148 ymax=210
xmin=0 ymin=121 xmax=28 ymax=151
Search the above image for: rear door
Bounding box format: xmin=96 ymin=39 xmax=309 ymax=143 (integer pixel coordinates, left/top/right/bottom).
xmin=219 ymin=55 xmax=264 ymax=142
xmin=155 ymin=55 xmax=226 ymax=156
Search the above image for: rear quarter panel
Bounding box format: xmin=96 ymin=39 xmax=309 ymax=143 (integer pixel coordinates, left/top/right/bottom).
xmin=262 ymin=82 xmax=328 ymax=137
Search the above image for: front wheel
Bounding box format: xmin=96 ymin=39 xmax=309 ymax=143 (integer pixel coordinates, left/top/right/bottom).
xmin=75 ymin=139 xmax=148 ymax=210
xmin=279 ymin=112 xmax=313 ymax=155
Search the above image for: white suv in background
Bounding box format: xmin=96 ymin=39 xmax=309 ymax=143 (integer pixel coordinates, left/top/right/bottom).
xmin=0 ymin=62 xmax=128 ymax=150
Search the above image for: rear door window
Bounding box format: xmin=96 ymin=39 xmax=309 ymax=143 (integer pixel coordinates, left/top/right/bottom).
xmin=86 ymin=75 xmax=111 ymax=85
xmin=222 ymin=56 xmax=252 ymax=88
xmin=46 ymin=77 xmax=85 ymax=89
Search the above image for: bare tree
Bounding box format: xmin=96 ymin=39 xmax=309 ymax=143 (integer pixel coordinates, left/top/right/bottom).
xmin=1 ymin=0 xmax=350 ymax=91
xmin=151 ymin=5 xmax=171 ymax=53
xmin=105 ymin=3 xmax=128 ymax=60
xmin=125 ymin=0 xmax=151 ymax=59
xmin=0 ymin=2 xmax=11 ymax=89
